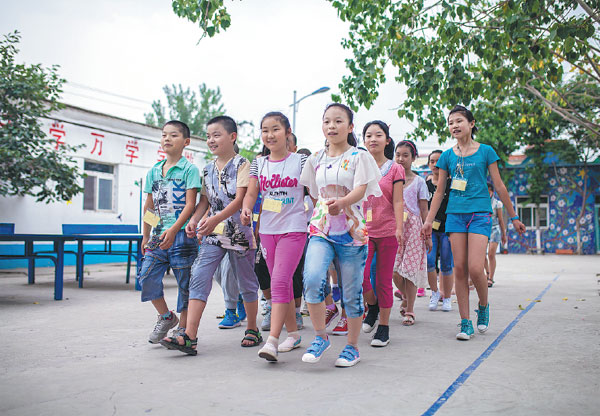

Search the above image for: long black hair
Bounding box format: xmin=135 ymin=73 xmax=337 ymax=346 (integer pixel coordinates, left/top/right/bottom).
xmin=396 ymin=140 xmax=418 ymax=158
xmin=323 ymin=103 xmax=357 ymax=146
xmin=363 ymin=120 xmax=395 ymax=160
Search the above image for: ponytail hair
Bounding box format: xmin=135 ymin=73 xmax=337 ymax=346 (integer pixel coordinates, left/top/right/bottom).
xmin=323 ymin=103 xmax=357 ymax=146
xmin=363 ymin=120 xmax=395 ymax=160
xmin=396 ymin=140 xmax=418 ymax=158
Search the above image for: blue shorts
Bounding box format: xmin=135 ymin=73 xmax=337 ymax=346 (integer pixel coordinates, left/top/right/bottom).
xmin=445 ymin=213 xmax=492 ymax=238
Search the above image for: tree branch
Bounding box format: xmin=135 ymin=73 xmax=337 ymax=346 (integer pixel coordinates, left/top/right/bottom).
xmin=575 ymin=0 xmax=600 ymax=25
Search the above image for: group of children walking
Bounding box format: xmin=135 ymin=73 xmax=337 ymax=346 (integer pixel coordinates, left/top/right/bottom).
xmin=137 ymin=103 xmax=526 ymax=367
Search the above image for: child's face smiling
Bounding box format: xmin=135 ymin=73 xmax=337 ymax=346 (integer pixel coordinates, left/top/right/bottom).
xmin=161 ymin=124 xmax=189 ymax=156
xmin=261 ymin=117 xmax=288 ymax=156
xmin=322 ymin=106 xmax=353 ymax=147
xmin=395 ymin=145 xmax=414 ymax=171
xmin=448 ymin=112 xmax=475 ymax=141
xmin=364 ymin=124 xmax=388 ymax=157
xmin=206 ymin=122 xmax=235 ymax=157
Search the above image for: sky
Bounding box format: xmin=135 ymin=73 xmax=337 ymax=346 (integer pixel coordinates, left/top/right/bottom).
xmin=1 ymin=0 xmax=449 ymax=156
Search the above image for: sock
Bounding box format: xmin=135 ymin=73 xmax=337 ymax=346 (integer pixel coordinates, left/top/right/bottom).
xmin=333 ymin=284 xmax=339 ymax=289
xmin=295 ymin=307 xmax=301 ymax=314
xmin=326 ymin=303 xmax=337 ymax=311
xmin=348 ymin=343 xmax=358 ymax=349
xmin=288 ymin=331 xmax=301 ymax=340
xmin=160 ymin=311 xmax=172 ymax=320
xmin=368 ymin=302 xmax=379 ymax=313
xmin=315 ymin=329 xmax=328 ymax=339
xmin=267 ymin=335 xmax=279 ymax=346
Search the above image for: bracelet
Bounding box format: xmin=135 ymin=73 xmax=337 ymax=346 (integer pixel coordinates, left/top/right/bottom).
xmin=509 ymin=215 xmax=519 ymax=221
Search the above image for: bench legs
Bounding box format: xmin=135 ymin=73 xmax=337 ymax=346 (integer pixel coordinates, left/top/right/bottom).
xmin=54 ymin=240 xmax=64 ymax=301
xmin=25 ymin=241 xmax=35 ymax=284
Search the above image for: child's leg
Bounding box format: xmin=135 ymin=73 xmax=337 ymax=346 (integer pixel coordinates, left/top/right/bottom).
xmin=488 ymin=241 xmax=499 ymax=282
xmin=427 ymin=233 xmax=440 ymax=293
xmin=185 ymin=244 xmax=226 ymax=340
xmin=362 ymin=239 xmax=377 ymax=305
xmin=303 ymin=237 xmax=336 ymax=334
xmin=402 ymin=278 xmax=417 ymax=314
xmin=229 ymin=249 xmax=260 ymax=334
xmin=335 ymin=243 xmax=367 ymax=347
xmin=139 ymin=247 xmax=170 ymax=313
xmin=449 ymin=233 xmax=469 ymax=319
xmin=167 ymin=231 xmax=199 ymax=329
xmin=468 ymin=233 xmax=490 ymax=307
xmin=374 ymin=236 xmax=398 ymax=326
xmin=215 ymin=255 xmax=239 ymax=311
xmin=439 ymin=233 xmax=454 ymax=298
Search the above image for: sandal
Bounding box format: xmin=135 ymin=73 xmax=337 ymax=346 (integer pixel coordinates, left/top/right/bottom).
xmin=402 ymin=312 xmax=415 ymax=326
xmin=400 ymin=306 xmax=407 ymax=317
xmin=487 ymin=279 xmax=494 ymax=288
xmin=159 ymin=333 xmax=197 ymax=355
xmin=241 ymin=328 xmax=263 ymax=347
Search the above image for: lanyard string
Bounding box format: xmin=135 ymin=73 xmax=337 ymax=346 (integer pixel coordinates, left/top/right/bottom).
xmin=319 ymin=146 xmax=352 ymax=200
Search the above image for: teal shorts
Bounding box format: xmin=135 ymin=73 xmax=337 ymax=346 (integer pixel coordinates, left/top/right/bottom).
xmin=445 ymin=213 xmax=492 ymax=238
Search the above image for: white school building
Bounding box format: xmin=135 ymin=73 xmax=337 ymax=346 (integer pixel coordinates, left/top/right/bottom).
xmin=0 ymin=104 xmax=208 ymax=268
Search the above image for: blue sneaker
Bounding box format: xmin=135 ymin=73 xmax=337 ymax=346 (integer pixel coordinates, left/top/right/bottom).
xmin=456 ymin=319 xmax=475 ymax=340
xmin=335 ymin=344 xmax=361 ymax=367
xmin=332 ymin=286 xmax=341 ymax=303
xmin=476 ymin=303 xmax=489 ymax=333
xmin=218 ymin=309 xmax=241 ymax=329
xmin=302 ymin=336 xmax=331 ymax=363
xmin=237 ymin=297 xmax=246 ymax=322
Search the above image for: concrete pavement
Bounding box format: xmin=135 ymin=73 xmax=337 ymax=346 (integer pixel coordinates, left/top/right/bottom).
xmin=0 ymin=254 xmax=598 ymax=415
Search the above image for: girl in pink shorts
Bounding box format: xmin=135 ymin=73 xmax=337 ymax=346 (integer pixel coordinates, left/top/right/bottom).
xmin=241 ymin=112 xmax=308 ymax=362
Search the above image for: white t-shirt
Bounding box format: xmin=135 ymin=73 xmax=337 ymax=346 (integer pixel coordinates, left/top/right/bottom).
xmin=250 ymin=152 xmax=308 ymax=234
xmin=300 ymin=147 xmax=382 ymax=246
xmin=491 ymin=197 xmax=503 ymax=227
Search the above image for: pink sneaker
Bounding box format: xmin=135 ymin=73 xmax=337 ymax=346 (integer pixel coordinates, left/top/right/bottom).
xmin=332 ymin=317 xmax=348 ymax=335
xmin=417 ymin=288 xmax=426 ymax=297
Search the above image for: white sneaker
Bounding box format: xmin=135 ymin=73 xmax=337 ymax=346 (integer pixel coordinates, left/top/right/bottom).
xmin=429 ymin=291 xmax=441 ymax=311
xmin=442 ymin=297 xmax=452 ymax=312
xmin=278 ymin=336 xmax=301 ymax=352
xmin=258 ymin=341 xmax=278 ymax=362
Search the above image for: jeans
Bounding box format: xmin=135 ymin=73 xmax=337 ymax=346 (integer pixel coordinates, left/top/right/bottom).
xmin=138 ymin=230 xmax=198 ymax=312
xmin=303 ymin=236 xmax=367 ymax=319
xmin=427 ymin=231 xmax=454 ymax=275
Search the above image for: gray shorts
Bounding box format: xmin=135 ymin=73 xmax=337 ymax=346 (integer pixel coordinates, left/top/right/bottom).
xmin=189 ymin=243 xmax=259 ymax=303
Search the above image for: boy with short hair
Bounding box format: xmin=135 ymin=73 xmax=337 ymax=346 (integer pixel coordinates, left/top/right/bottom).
xmin=139 ymin=120 xmax=201 ymax=344
xmin=160 ymin=115 xmax=261 ymax=355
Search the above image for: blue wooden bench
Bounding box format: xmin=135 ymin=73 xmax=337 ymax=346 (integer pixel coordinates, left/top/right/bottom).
xmin=62 ymin=224 xmax=142 ymax=288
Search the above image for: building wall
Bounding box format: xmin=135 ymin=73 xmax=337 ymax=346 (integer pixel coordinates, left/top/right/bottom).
xmin=506 ymin=165 xmax=600 ymax=254
xmin=0 ymin=105 xmax=208 ymax=268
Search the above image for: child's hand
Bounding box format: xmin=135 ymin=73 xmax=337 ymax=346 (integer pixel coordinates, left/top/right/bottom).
xmin=325 ymin=199 xmax=345 ymax=216
xmin=240 ymin=208 xmax=252 ymax=226
xmin=421 ymin=221 xmax=433 ymax=240
xmin=425 ymin=236 xmax=432 ymax=253
xmin=501 ymin=233 xmax=507 ymax=246
xmin=185 ymin=218 xmax=199 ymax=238
xmin=159 ymin=228 xmax=177 ymax=250
xmin=141 ymin=236 xmax=149 ymax=255
xmin=198 ymin=216 xmax=220 ymax=236
xmin=395 ymin=227 xmax=403 ymax=246
xmin=513 ymin=219 xmax=526 ymax=235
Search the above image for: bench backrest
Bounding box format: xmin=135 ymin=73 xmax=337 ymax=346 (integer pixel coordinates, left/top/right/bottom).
xmin=62 ymin=224 xmax=139 ymax=235
xmin=0 ymin=223 xmax=15 ymax=235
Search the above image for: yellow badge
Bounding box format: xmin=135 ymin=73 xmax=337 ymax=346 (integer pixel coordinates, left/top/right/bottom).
xmin=304 ymin=202 xmax=309 ymax=212
xmin=451 ymin=178 xmax=467 ymax=191
xmin=253 ymin=213 xmax=259 ymax=222
xmin=366 ymin=208 xmax=373 ymax=222
xmin=432 ymin=220 xmax=441 ymax=230
xmin=404 ymin=211 xmax=408 ymax=221
xmin=143 ymin=210 xmax=160 ymax=228
xmin=214 ymin=222 xmax=225 ymax=235
xmin=263 ymin=198 xmax=283 ymax=213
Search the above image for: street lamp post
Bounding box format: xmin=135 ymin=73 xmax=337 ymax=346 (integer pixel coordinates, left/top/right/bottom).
xmin=291 ymin=86 xmax=330 ymax=133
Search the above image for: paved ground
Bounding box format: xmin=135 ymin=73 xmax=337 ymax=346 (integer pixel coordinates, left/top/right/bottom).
xmin=0 ymin=254 xmax=599 ymax=416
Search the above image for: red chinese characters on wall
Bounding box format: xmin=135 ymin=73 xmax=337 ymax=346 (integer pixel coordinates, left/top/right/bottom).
xmin=125 ymin=139 xmax=139 ymax=163
xmin=184 ymin=150 xmax=194 ymax=163
xmin=49 ymin=121 xmax=66 ymax=150
xmin=90 ymin=132 xmax=104 ymax=156
xmin=157 ymin=146 xmax=166 ymax=162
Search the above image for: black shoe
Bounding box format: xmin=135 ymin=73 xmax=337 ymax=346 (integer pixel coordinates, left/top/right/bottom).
xmin=371 ymin=325 xmax=390 ymax=347
xmin=362 ymin=303 xmax=379 ymax=333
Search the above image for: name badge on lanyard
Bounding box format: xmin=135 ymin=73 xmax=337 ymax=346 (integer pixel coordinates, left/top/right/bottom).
xmin=432 ymin=220 xmax=441 ymax=230
xmin=213 ymin=222 xmax=225 ymax=235
xmin=451 ymin=178 xmax=467 ymax=191
xmin=366 ymin=208 xmax=373 ymax=222
xmin=263 ymin=198 xmax=283 ymax=213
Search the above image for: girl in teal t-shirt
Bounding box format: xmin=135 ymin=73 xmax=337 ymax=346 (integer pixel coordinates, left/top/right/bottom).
xmin=422 ymin=105 xmax=525 ymax=341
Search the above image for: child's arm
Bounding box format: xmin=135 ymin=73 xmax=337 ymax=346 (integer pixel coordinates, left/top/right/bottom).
xmin=185 ymin=194 xmax=209 ymax=238
xmin=241 ymin=177 xmax=259 ymax=226
xmin=392 ymin=181 xmax=404 ymax=245
xmin=422 ymin=169 xmax=448 ymax=238
xmin=419 ymin=198 xmax=432 ymax=252
xmin=497 ymin=206 xmax=507 ymax=246
xmin=141 ymin=193 xmax=154 ymax=254
xmin=325 ymin=184 xmax=367 ymax=215
xmin=198 ymin=187 xmax=248 ymax=236
xmin=489 ymin=162 xmax=526 ymax=235
xmin=159 ymin=188 xmax=198 ymax=250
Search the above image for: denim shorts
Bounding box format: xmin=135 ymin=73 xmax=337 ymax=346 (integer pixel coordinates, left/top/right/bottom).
xmin=303 ymin=236 xmax=367 ymax=319
xmin=427 ymin=231 xmax=454 ymax=275
xmin=490 ymin=225 xmax=502 ymax=244
xmin=138 ymin=230 xmax=198 ymax=312
xmin=445 ymin=212 xmax=492 ymax=238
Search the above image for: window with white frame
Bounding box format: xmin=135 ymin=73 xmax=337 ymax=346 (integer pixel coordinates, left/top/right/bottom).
xmin=83 ymin=161 xmax=116 ymax=211
xmin=516 ymin=196 xmax=548 ymax=229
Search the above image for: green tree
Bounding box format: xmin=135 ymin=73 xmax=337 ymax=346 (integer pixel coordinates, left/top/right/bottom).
xmin=145 ymin=83 xmax=225 ymax=137
xmin=0 ymin=31 xmax=83 ymax=203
